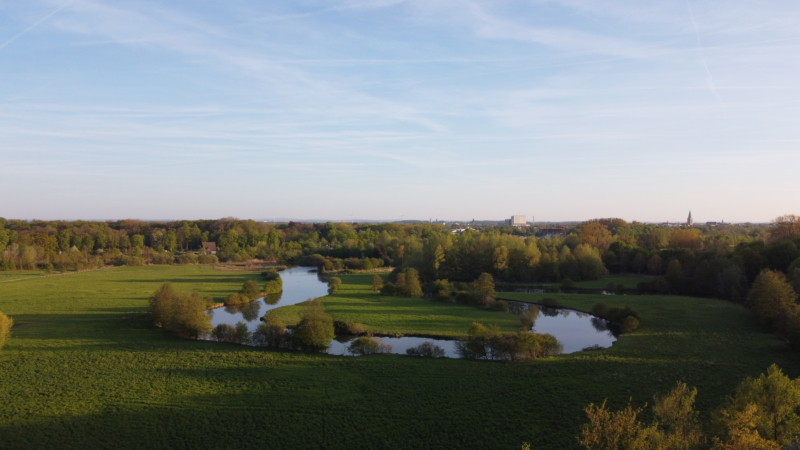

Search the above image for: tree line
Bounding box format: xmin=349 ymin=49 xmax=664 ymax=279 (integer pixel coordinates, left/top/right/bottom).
xmin=4 ymin=215 xmax=800 ymax=310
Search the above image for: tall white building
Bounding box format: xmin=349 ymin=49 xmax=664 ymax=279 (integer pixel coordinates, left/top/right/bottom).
xmin=506 ymin=215 xmax=527 ymax=227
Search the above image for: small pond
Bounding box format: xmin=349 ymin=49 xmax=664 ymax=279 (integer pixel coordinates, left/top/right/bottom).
xmin=207 ymin=266 xmax=329 ymax=333
xmin=206 ymin=267 xmax=616 ymax=357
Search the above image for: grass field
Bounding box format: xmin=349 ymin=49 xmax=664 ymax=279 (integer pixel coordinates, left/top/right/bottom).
xmin=1 ymin=266 xmax=798 ymax=449
xmin=269 ymin=273 xmax=522 ymax=337
xmin=0 ymin=269 xmax=48 ymax=282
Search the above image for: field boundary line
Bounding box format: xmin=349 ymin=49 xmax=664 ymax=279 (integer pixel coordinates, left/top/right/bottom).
xmin=0 ymin=266 xmax=115 ymax=284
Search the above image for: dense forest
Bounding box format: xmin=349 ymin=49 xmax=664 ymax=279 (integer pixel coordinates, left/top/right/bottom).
xmin=1 ymin=216 xmax=799 ymax=303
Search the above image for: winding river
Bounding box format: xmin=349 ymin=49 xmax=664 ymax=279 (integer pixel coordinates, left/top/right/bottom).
xmin=207 ymin=267 xmax=616 ymax=357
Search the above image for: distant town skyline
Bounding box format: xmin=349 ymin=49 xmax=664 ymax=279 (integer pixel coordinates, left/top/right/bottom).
xmin=1 ymin=1 xmax=798 ymax=222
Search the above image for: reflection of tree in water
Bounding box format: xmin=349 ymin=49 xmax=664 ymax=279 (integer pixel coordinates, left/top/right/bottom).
xmin=590 ymin=317 xmax=608 ymax=332
xmin=540 ymin=306 xmax=559 ymax=317
xmin=520 ymin=306 xmax=541 ymax=330
xmin=220 ymin=301 xmax=262 ymax=322
xmin=575 ymin=311 xmax=589 ymax=318
xmin=560 ymin=309 xmax=571 ymax=318
xmin=224 ymin=304 xmax=243 ymax=315
xmin=590 ymin=317 xmax=620 ymax=337
xmin=240 ymin=301 xmax=261 ymax=322
xmin=263 ymin=293 xmax=282 ymax=305
xmin=507 ymin=301 xmax=528 ymax=316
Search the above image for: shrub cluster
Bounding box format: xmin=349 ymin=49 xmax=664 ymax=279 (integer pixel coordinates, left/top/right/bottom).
xmin=590 ymin=303 xmax=642 ymax=334
xmin=456 ymin=322 xmax=562 ymax=361
xmin=327 ymin=276 xmax=342 ymax=294
xmin=347 ymin=336 xmax=392 ymax=355
xmin=333 ymin=320 xmax=366 ymax=336
xmin=212 ymin=322 xmax=251 ymax=344
xmin=253 ymin=315 xmax=291 ymax=348
xmin=149 ymin=282 xmax=212 ymax=338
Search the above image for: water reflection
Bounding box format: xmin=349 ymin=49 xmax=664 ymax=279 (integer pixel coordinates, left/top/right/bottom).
xmin=591 ymin=317 xmax=609 ymax=332
xmin=506 ymin=301 xmax=617 ymax=353
xmin=206 ymin=266 xmax=330 ymax=333
xmin=263 ymin=293 xmax=282 ymax=305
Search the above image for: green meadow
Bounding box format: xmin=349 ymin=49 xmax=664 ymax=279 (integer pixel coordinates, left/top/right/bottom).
xmin=1 ymin=266 xmax=798 ymax=449
xmin=268 ymin=273 xmax=521 ymax=337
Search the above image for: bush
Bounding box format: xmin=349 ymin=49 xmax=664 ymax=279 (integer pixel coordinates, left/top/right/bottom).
xmin=293 ymin=300 xmax=335 ymax=352
xmin=544 ymin=285 xmax=560 ymax=293
xmin=176 ymin=253 xmax=198 ymax=265
xmin=253 ymin=316 xmax=289 ymax=348
xmin=347 ymin=336 xmax=392 ymax=355
xmin=606 ymin=306 xmax=642 ymax=323
xmin=406 ymin=341 xmax=446 ymax=358
xmin=0 ymin=311 xmax=13 ymax=350
xmin=264 ymin=279 xmax=283 ymax=295
xmin=333 ymin=320 xmax=366 ymax=335
xmin=149 ymin=282 xmax=212 ymax=338
xmin=328 ymin=277 xmax=342 ymax=293
xmin=380 ymin=282 xmax=397 ymax=296
xmin=561 ymin=278 xmax=575 ymax=289
xmin=621 ymin=316 xmax=640 ymax=334
xmin=240 ymin=280 xmax=262 ymax=301
xmin=261 ymin=269 xmax=281 ymax=282
xmin=118 ymin=255 xmax=145 ymax=266
xmin=224 ymin=293 xmax=249 ymax=305
xmin=213 ymin=323 xmax=237 ymax=342
xmin=198 ymin=254 xmax=219 ymax=264
xmin=234 ymin=321 xmax=252 ymax=344
xmin=371 ymin=274 xmax=383 ymax=291
xmin=540 ymin=297 xmax=561 ymax=308
xmin=492 ymin=300 xmax=509 ymax=312
xmin=456 ymin=322 xmax=563 ymax=361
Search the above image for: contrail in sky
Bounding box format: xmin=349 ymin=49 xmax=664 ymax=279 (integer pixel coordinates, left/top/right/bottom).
xmin=0 ymin=0 xmax=75 ymax=51
xmin=686 ymin=0 xmax=723 ymax=105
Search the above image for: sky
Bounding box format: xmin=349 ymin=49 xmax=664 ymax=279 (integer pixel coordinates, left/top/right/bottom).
xmin=1 ymin=0 xmax=798 ymax=223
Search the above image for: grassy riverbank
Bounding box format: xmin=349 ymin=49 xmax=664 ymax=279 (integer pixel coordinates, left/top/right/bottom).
xmin=1 ymin=266 xmax=798 ymax=449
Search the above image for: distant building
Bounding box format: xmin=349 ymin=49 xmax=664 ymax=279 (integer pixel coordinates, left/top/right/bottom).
xmin=687 ymin=211 xmax=694 ymax=227
xmin=506 ymin=215 xmax=527 ymax=227
xmin=202 ymin=242 xmax=217 ymax=254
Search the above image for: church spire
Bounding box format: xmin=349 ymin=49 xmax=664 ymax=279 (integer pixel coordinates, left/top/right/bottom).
xmin=687 ymin=211 xmax=693 ymax=226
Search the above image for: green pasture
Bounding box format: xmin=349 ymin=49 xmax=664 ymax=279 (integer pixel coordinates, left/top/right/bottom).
xmin=1 ymin=266 xmax=798 ymax=449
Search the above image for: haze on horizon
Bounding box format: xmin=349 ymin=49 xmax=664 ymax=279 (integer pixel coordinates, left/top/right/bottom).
xmin=1 ymin=0 xmax=798 ymax=223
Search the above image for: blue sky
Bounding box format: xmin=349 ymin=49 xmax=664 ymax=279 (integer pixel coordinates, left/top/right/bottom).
xmin=1 ymin=0 xmax=798 ymax=223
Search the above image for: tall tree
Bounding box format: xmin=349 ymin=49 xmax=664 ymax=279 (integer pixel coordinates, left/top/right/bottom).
xmin=747 ymin=270 xmax=798 ymax=330
xmin=294 ymin=300 xmax=334 ymax=352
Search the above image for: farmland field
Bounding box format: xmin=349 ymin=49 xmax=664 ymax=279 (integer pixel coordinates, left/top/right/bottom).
xmin=1 ymin=266 xmax=798 ymax=449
